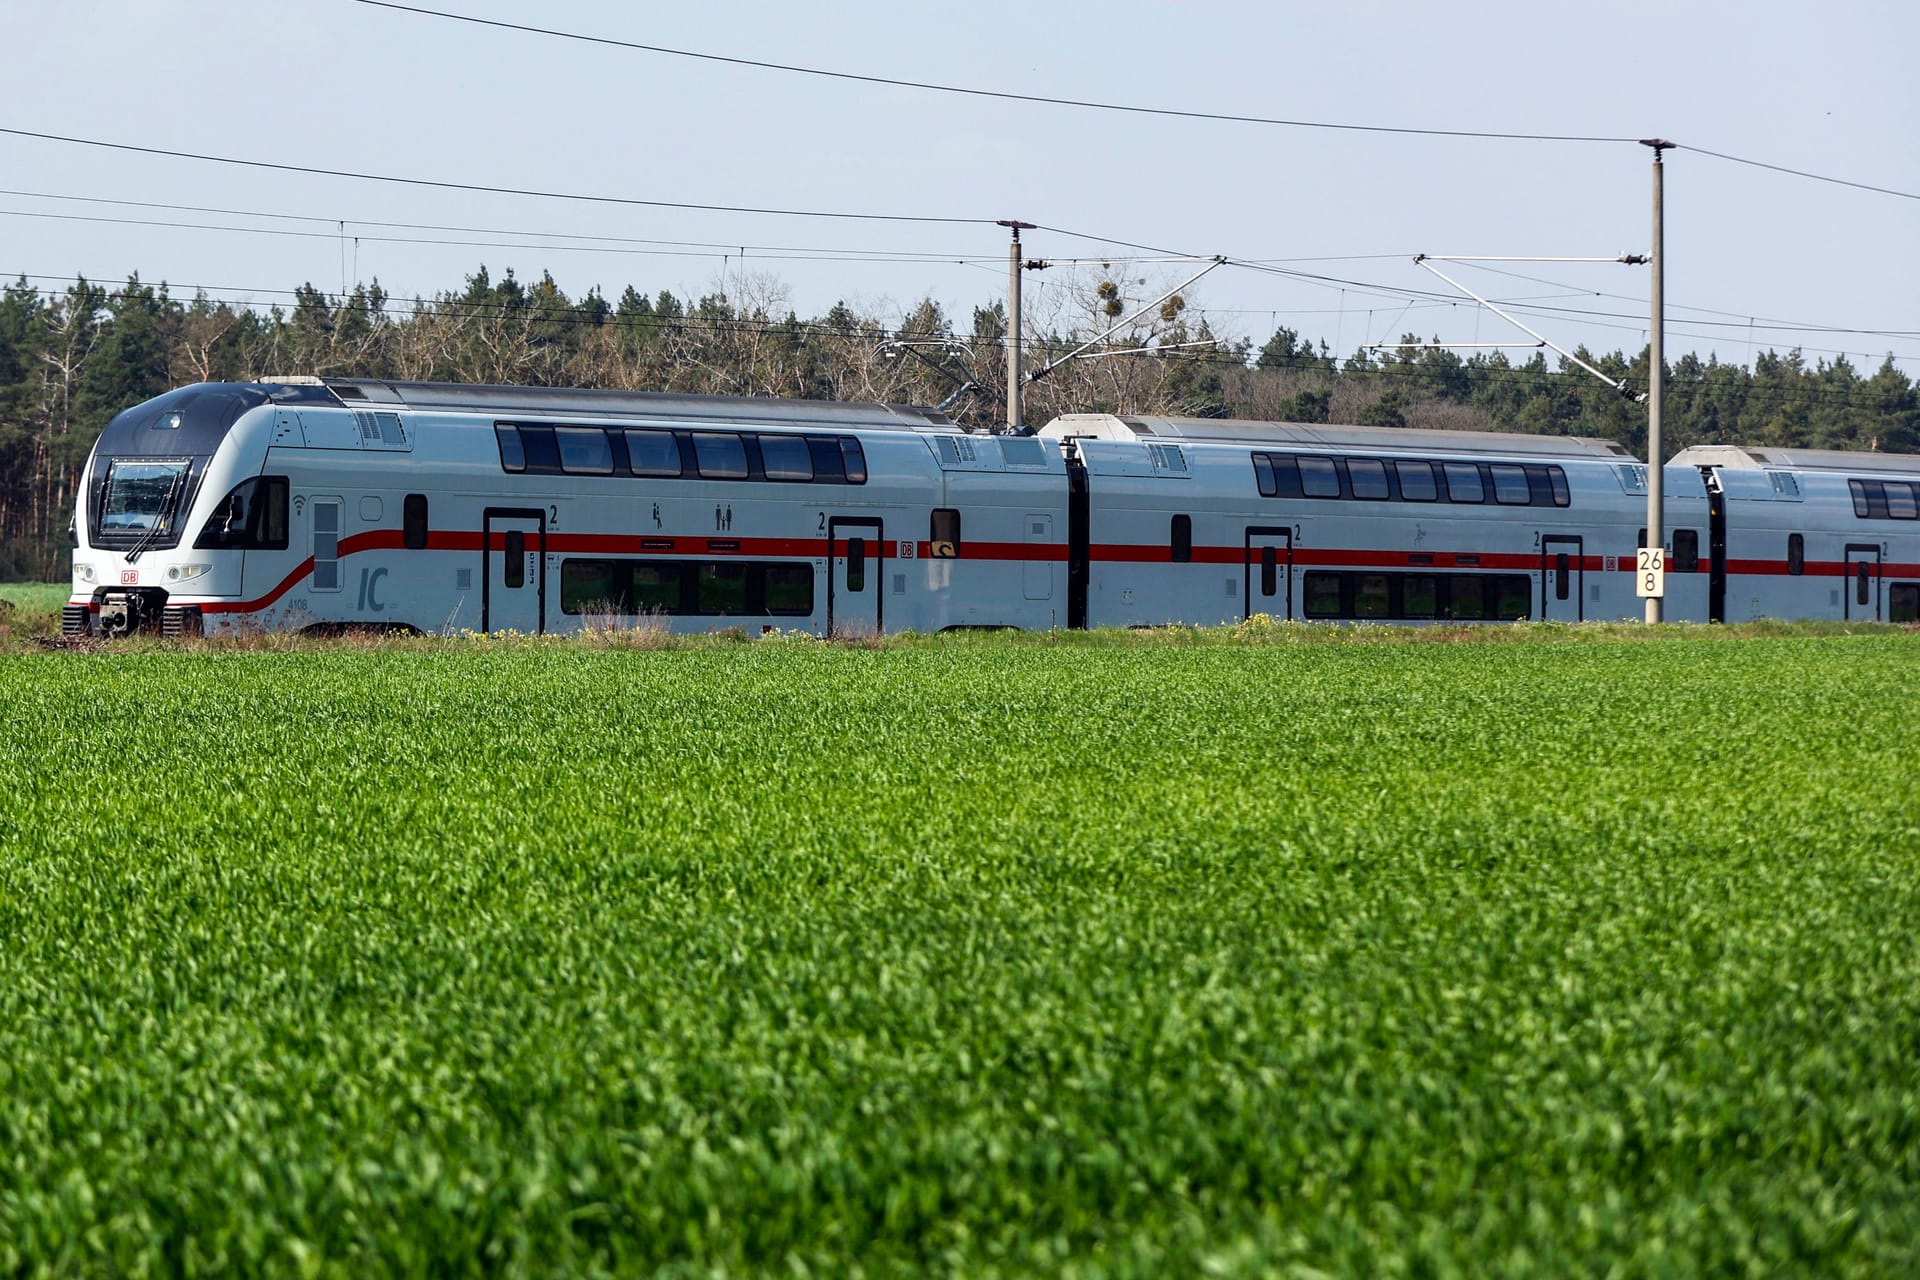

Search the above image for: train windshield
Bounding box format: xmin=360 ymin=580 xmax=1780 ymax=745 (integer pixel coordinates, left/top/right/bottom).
xmin=100 ymin=459 xmax=189 ymax=533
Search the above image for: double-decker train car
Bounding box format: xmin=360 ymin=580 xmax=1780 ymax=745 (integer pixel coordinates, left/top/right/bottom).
xmin=66 ymin=378 xmax=1067 ymax=638
xmin=1670 ymin=443 xmax=1920 ymax=624
xmin=63 ymin=379 xmax=1920 ymax=637
xmin=1040 ymin=414 xmax=1707 ymax=627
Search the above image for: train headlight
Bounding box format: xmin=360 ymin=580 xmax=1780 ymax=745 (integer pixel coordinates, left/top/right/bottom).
xmin=74 ymin=562 xmax=97 ymax=584
xmin=165 ymin=563 xmax=212 ymax=584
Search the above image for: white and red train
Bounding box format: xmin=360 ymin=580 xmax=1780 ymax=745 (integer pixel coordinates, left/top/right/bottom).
xmin=64 ymin=378 xmax=1920 ymax=637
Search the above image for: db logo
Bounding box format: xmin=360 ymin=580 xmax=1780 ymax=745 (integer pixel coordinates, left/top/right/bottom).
xmin=120 ymin=569 xmax=139 ymax=585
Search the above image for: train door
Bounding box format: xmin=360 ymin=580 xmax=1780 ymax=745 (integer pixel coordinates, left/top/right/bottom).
xmin=1024 ymin=514 xmax=1054 ymax=601
xmin=1244 ymin=526 xmax=1292 ymax=620
xmin=1066 ymin=452 xmax=1090 ymax=629
xmin=828 ymin=516 xmax=883 ymax=636
xmin=1702 ymin=467 xmax=1728 ymax=623
xmin=1541 ymin=535 xmax=1584 ymax=621
xmin=1844 ymin=544 xmax=1881 ymax=621
xmin=482 ymin=507 xmax=545 ymax=634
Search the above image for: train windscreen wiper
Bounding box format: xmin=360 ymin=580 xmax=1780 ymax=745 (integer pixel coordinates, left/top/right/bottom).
xmin=123 ymin=468 xmax=187 ymax=564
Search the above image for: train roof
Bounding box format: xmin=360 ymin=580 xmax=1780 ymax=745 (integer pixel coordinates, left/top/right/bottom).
xmin=254 ymin=378 xmax=960 ymax=432
xmin=1669 ymin=443 xmax=1920 ymax=477
xmin=1038 ymin=413 xmax=1636 ymax=460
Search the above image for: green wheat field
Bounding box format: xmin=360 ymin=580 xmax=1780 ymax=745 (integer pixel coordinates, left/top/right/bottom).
xmin=2 ymin=628 xmax=1918 ymax=1276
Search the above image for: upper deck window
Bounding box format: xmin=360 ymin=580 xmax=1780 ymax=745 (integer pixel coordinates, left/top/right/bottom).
xmin=1846 ymin=478 xmax=1920 ymax=519
xmin=692 ymin=433 xmax=749 ymax=479
xmin=555 ymin=426 xmax=614 ymax=475
xmin=1394 ymin=460 xmax=1438 ymax=501
xmin=1347 ymin=457 xmax=1390 ymax=501
xmin=1298 ymin=456 xmax=1341 ymax=498
xmin=1442 ymin=462 xmax=1485 ymax=503
xmin=495 ymin=424 xmax=526 ymax=472
xmin=1491 ymin=464 xmax=1531 ymax=505
xmin=625 ymin=429 xmax=683 ymax=477
xmin=758 ymin=434 xmax=814 ymax=481
xmin=840 ymin=438 xmax=868 ymax=484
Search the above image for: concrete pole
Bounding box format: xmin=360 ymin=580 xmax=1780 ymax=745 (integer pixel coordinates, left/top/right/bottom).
xmin=998 ymin=220 xmax=1034 ymax=432
xmin=1644 ymin=142 xmax=1668 ymax=623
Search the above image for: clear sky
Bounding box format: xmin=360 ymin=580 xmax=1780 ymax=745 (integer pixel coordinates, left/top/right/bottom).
xmin=8 ymin=0 xmax=1918 ymax=377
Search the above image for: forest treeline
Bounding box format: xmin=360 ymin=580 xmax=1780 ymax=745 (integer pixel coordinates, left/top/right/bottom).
xmin=2 ymin=267 xmax=1914 ymax=579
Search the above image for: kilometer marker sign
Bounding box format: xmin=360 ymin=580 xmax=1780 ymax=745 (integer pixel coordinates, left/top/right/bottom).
xmin=1637 ymin=546 xmax=1666 ymax=598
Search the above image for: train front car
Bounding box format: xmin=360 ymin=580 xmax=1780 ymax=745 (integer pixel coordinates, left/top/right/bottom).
xmin=66 ymin=381 xmax=313 ymax=638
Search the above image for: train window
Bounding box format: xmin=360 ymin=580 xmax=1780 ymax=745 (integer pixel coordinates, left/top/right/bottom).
xmin=1355 ymin=574 xmax=1390 ymax=618
xmin=403 ymin=493 xmax=428 ymax=550
xmin=1888 ymin=483 xmax=1919 ymax=520
xmin=846 ymin=537 xmax=867 ymax=592
xmin=1267 ymin=454 xmax=1303 ymax=499
xmin=1555 ymin=553 xmax=1571 ymax=600
xmin=1491 ymin=464 xmax=1531 ymax=505
xmin=1260 ymin=545 xmax=1278 ymax=597
xmin=1402 ymin=574 xmax=1438 ymax=618
xmin=624 ymin=430 xmax=683 ymax=478
xmin=1442 ymin=463 xmax=1484 ymax=503
xmin=1347 ymin=457 xmax=1390 ymax=501
xmin=1672 ymin=528 xmax=1699 ymax=573
xmin=1523 ymin=465 xmax=1561 ymax=506
xmin=1303 ymin=572 xmax=1341 ymax=617
xmin=840 ymin=438 xmax=868 ymax=484
xmin=633 ymin=563 xmax=683 ymax=613
xmin=503 ymin=530 xmax=526 ymax=588
xmin=1788 ymin=533 xmax=1805 ymax=576
xmin=807 ymin=436 xmax=848 ymax=483
xmin=698 ymin=562 xmax=749 ymax=613
xmin=1493 ymin=576 xmax=1531 ymax=620
xmin=1298 ymin=456 xmax=1341 ymax=499
xmin=556 ymin=427 xmax=614 ymax=475
xmin=195 ymin=476 xmax=289 ymax=550
xmin=1849 ymin=479 xmax=1877 ymax=518
xmin=1171 ymin=514 xmax=1192 ymax=563
xmin=1394 ymin=460 xmax=1438 ymax=502
xmin=311 ymin=500 xmax=341 ymax=591
xmin=495 ymin=424 xmax=526 ymax=473
xmin=759 ymin=434 xmax=814 ymax=482
xmin=1252 ymin=453 xmax=1278 ymax=497
xmin=1891 ymin=583 xmax=1919 ymax=623
xmin=693 ymin=433 xmax=749 ymax=479
xmin=1549 ymin=466 xmax=1571 ymax=507
xmin=1448 ymin=576 xmax=1485 ymax=620
xmin=1857 ymin=561 xmax=1872 ymax=606
xmin=515 ymin=426 xmax=562 ymax=473
xmin=560 ymin=559 xmax=624 ymax=615
xmin=930 ymin=508 xmax=961 ymax=558
xmin=764 ymin=564 xmax=814 ymax=616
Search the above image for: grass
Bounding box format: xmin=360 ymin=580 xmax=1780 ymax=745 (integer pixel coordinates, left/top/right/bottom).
xmin=0 ymin=582 xmax=64 ymax=640
xmin=1 ymin=630 xmax=1918 ymax=1276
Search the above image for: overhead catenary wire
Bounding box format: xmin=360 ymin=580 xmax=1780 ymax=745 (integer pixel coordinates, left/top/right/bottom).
xmin=348 ymin=0 xmax=1635 ymax=146
xmin=0 ymin=126 xmax=998 ymax=227
xmin=353 ymin=0 xmax=1920 ymax=203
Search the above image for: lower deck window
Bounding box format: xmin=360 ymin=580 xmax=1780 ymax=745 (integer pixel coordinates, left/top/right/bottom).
xmin=1892 ymin=583 xmax=1919 ymax=624
xmin=1303 ymin=570 xmax=1530 ymax=621
xmin=560 ymin=558 xmax=814 ymax=617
